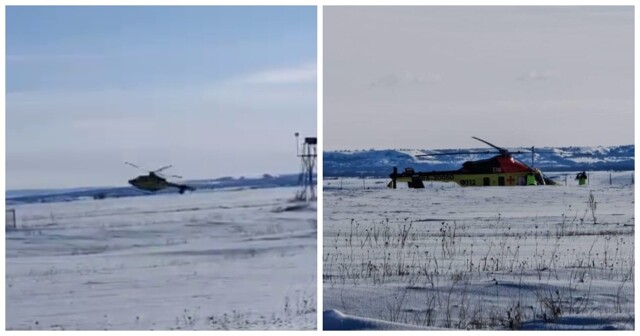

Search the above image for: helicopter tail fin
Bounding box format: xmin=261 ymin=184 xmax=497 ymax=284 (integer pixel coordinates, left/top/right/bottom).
xmin=408 ymin=177 xmax=425 ymax=189
xmin=179 ymin=185 xmax=196 ymax=194
xmin=171 ymin=184 xmax=196 ymax=194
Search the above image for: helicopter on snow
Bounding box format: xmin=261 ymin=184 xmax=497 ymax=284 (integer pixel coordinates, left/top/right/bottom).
xmin=388 ymin=137 xmax=558 ymax=189
xmin=126 ymin=162 xmax=195 ymax=194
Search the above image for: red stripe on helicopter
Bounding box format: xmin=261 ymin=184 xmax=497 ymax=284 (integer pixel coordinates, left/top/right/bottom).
xmin=497 ymin=157 xmax=533 ymax=173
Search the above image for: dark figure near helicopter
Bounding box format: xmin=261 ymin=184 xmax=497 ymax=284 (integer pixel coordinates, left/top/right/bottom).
xmin=576 ymin=171 xmax=588 ymax=186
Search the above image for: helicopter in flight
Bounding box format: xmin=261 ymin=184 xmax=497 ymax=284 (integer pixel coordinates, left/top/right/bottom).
xmin=125 ymin=162 xmax=195 ymax=194
xmin=388 ymin=137 xmax=558 ymax=189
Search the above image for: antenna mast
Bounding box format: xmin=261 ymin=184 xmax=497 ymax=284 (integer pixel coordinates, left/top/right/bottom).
xmin=294 ymin=133 xmax=317 ymax=202
xmin=532 ymin=146 xmax=535 ymax=168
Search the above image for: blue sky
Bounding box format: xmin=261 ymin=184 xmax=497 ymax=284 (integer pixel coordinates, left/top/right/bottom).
xmin=7 ymin=6 xmax=317 ymax=189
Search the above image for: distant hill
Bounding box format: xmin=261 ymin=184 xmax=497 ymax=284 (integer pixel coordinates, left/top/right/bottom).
xmin=6 ymin=173 xmax=311 ymax=205
xmin=6 ymin=187 xmax=110 ymax=199
xmin=324 ymin=145 xmax=634 ymax=177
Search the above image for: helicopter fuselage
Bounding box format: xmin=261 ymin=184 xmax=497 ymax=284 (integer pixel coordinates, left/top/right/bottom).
xmin=389 ymin=137 xmax=559 ymax=189
xmin=389 ymin=155 xmax=556 ymax=188
xmin=391 ymin=170 xmax=543 ymax=188
xmin=125 ymin=163 xmax=195 ymax=194
xmin=128 ymin=174 xmax=195 ymax=193
xmin=128 ymin=174 xmax=170 ymax=192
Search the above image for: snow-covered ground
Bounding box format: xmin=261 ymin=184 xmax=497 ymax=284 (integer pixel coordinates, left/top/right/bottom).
xmin=323 ymin=171 xmax=634 ymax=330
xmin=6 ymin=187 xmax=316 ymax=330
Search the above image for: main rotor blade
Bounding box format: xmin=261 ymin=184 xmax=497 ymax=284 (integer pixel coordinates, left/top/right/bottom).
xmin=125 ymin=162 xmax=144 ymax=170
xmin=471 ymin=136 xmax=506 ymax=152
xmin=156 ymin=172 xmax=183 ymax=179
xmin=513 ymin=149 xmax=592 ymax=155
xmin=416 ymin=150 xmax=495 ymax=157
xmin=515 ymin=147 xmax=555 ymax=153
xmin=154 ymin=165 xmax=173 ymax=173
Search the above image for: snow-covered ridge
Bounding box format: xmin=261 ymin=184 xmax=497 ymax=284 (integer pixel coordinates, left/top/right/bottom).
xmin=324 ymin=145 xmax=634 ymax=177
xmin=7 ymin=173 xmax=314 ymax=205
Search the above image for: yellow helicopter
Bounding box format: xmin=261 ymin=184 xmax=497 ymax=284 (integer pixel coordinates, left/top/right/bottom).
xmin=126 ymin=162 xmax=195 ymax=194
xmin=389 ymin=137 xmax=557 ymax=188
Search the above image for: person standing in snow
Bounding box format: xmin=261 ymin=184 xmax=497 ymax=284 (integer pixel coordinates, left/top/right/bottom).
xmin=576 ymin=171 xmax=587 ymax=185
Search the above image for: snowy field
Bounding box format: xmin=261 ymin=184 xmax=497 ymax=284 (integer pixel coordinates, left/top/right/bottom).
xmin=323 ymin=172 xmax=634 ymax=330
xmin=6 ymin=187 xmax=316 ymax=330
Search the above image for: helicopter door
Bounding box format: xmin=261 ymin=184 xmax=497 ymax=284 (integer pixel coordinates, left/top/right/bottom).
xmin=483 ymin=177 xmax=490 ymax=186
xmin=498 ymin=176 xmax=505 ymax=186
